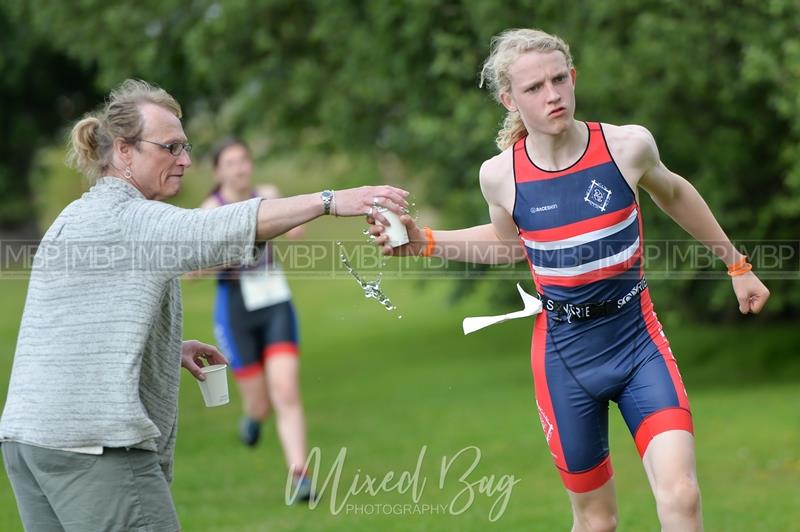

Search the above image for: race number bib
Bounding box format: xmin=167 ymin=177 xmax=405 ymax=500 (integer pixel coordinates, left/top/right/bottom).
xmin=239 ymin=267 xmax=292 ymax=311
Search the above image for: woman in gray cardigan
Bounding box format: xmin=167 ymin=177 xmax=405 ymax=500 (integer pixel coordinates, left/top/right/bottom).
xmin=0 ymin=79 xmax=407 ymax=531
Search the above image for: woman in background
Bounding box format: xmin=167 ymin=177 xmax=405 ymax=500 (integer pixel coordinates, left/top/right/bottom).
xmin=201 ymin=138 xmax=311 ymax=503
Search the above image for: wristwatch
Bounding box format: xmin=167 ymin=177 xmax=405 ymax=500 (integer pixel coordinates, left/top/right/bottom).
xmin=320 ymin=189 xmax=334 ymax=215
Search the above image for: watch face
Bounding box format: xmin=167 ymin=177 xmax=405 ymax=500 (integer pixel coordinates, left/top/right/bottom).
xmin=321 ymin=190 xmax=333 ymax=213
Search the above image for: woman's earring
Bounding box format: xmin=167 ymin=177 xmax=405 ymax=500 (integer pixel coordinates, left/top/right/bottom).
xmin=124 ymin=167 xmax=132 ymax=180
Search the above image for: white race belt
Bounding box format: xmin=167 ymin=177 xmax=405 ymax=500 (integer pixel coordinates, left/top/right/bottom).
xmin=239 ymin=267 xmax=292 ymax=311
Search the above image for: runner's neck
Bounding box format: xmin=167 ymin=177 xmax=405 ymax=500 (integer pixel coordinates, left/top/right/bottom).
xmin=525 ymin=120 xmax=589 ymax=172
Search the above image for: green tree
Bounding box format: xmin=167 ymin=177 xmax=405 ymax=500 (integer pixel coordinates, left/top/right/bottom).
xmin=9 ymin=0 xmax=800 ymax=316
xmin=0 ymin=4 xmax=99 ymax=232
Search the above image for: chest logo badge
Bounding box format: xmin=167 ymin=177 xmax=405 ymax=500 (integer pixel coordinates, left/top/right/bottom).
xmin=584 ymin=179 xmax=612 ymax=212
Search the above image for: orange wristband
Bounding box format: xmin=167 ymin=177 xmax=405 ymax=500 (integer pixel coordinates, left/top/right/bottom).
xmin=422 ymin=227 xmax=435 ymax=257
xmin=727 ymin=256 xmax=752 ymax=277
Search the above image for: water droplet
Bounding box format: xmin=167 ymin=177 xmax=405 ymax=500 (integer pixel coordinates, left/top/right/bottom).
xmin=338 ymin=243 xmax=399 ymax=313
xmin=397 ymin=315 xmax=403 ymax=319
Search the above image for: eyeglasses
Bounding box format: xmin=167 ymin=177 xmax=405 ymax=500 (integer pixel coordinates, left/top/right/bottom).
xmin=139 ymin=139 xmax=193 ymax=156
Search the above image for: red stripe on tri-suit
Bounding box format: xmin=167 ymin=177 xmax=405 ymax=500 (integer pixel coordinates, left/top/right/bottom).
xmin=261 ymin=342 xmax=299 ymax=362
xmin=558 ymin=456 xmax=614 ymax=493
xmin=519 ymin=203 xmax=637 ymax=243
xmin=514 ymin=123 xmax=612 ymax=182
xmin=531 ymin=312 xmax=567 ymax=472
xmin=637 ymin=207 xmax=646 ymax=278
xmin=233 ymin=362 xmax=263 ymax=379
xmin=633 ymin=407 xmax=693 ymax=457
xmin=532 ymin=245 xmax=642 ymax=288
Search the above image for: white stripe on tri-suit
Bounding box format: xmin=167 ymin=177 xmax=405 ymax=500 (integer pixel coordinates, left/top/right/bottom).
xmin=522 ymin=208 xmax=638 ymax=251
xmin=530 ymin=238 xmax=641 ymax=277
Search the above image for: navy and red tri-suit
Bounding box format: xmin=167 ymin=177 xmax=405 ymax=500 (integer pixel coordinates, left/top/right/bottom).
xmin=512 ymin=122 xmax=693 ymax=493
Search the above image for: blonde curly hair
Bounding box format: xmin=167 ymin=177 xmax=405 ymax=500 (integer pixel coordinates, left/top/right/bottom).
xmin=480 ymin=29 xmax=573 ymax=150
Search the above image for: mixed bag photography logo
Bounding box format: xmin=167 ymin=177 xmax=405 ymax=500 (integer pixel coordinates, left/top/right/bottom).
xmin=286 ymin=445 xmax=520 ymax=522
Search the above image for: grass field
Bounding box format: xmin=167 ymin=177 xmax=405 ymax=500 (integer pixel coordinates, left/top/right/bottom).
xmin=2 ymin=152 xmax=799 ymax=530
xmin=1 ymin=249 xmax=799 ymax=531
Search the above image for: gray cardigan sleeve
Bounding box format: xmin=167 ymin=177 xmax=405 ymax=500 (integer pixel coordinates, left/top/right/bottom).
xmin=119 ymin=196 xmax=264 ymax=276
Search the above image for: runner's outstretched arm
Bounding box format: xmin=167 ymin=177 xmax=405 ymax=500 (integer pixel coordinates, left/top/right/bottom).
xmin=633 ymin=126 xmax=769 ymax=314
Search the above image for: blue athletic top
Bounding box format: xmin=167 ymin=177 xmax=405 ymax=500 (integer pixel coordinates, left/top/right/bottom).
xmin=513 ymin=122 xmax=643 ymax=304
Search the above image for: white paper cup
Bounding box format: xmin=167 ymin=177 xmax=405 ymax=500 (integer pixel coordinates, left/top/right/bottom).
xmin=197 ymin=364 xmax=229 ymax=407
xmin=376 ymin=207 xmax=409 ymax=247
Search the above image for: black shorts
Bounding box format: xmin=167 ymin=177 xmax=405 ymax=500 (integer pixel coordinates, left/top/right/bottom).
xmin=213 ymin=280 xmax=299 ymax=379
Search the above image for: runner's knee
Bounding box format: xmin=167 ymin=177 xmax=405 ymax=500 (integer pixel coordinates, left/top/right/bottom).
xmin=246 ymin=396 xmax=270 ymax=420
xmin=571 ymin=493 xmax=618 ymax=532
xmin=270 ymin=380 xmax=300 ymax=409
xmin=573 ymin=510 xmax=617 ymax=532
xmin=655 ymin=476 xmax=700 ymax=518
